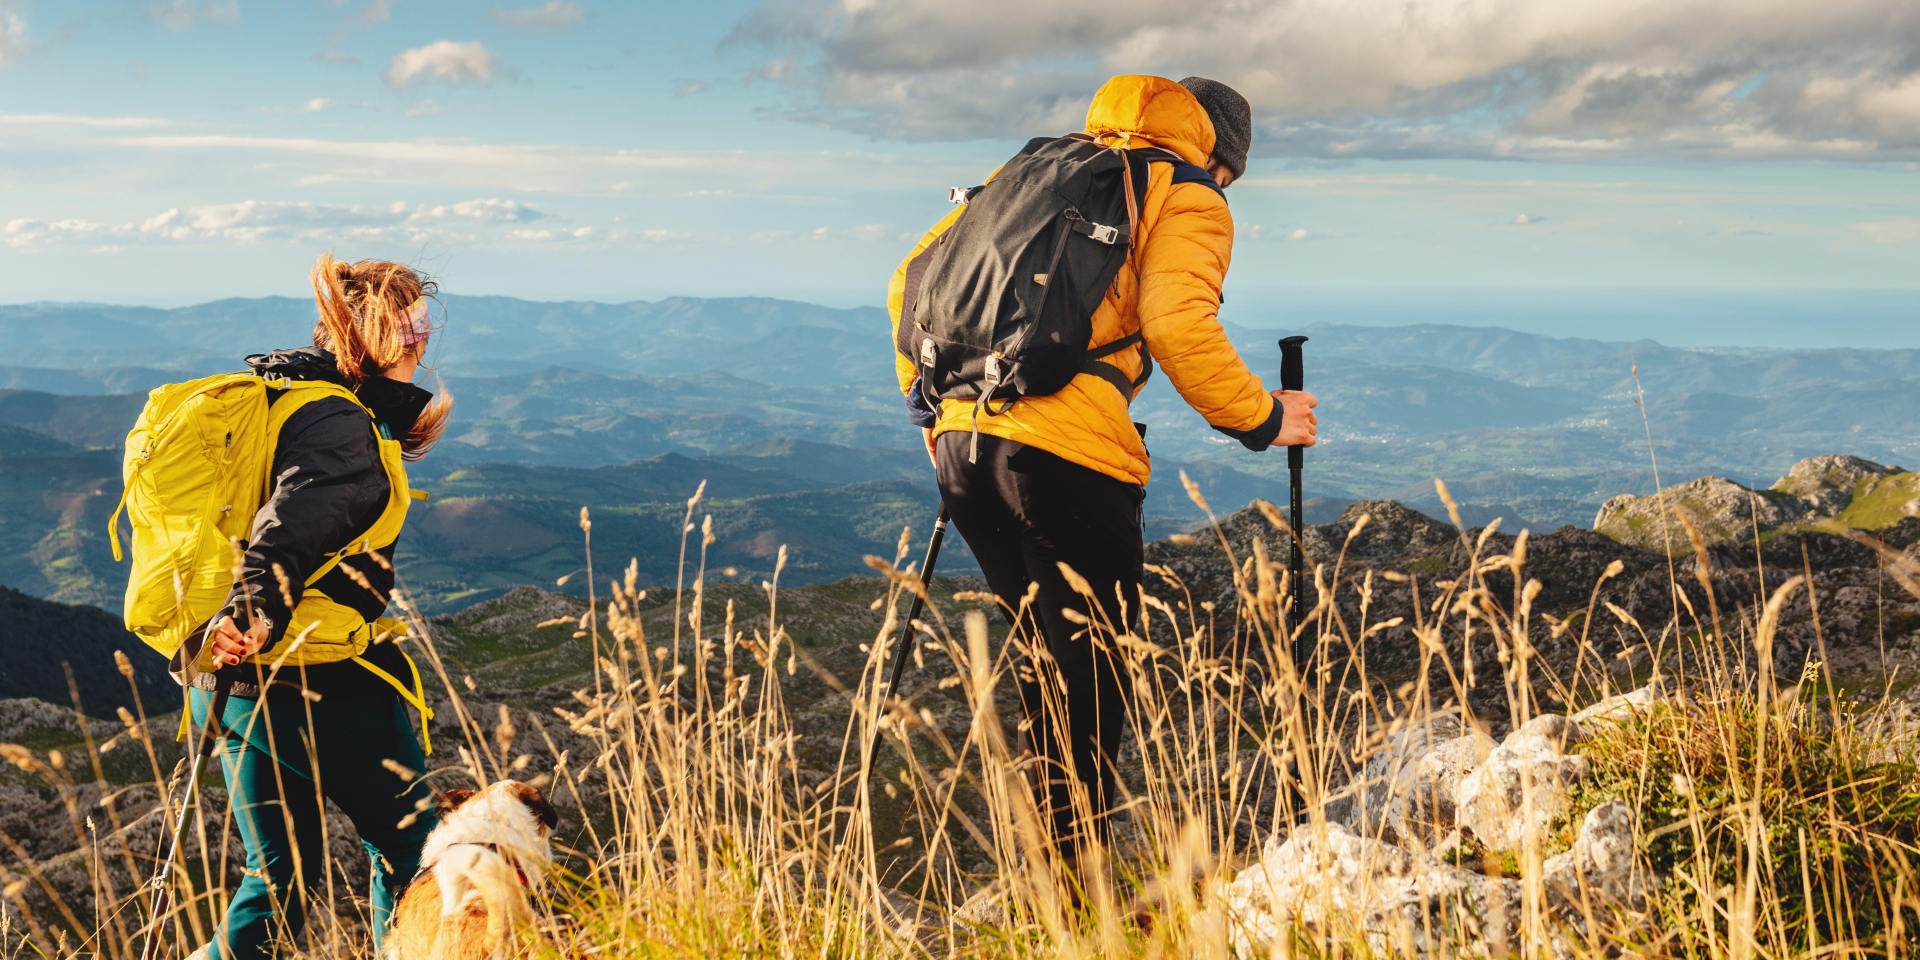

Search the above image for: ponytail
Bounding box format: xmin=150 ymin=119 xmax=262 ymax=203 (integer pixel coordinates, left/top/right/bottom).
xmin=309 ymin=253 xmax=452 ymax=460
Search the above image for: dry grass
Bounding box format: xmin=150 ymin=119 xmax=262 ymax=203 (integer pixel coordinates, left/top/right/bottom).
xmin=6 ymin=477 xmax=1920 ymax=960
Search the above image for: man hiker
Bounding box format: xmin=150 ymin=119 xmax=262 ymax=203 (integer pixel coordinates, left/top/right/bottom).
xmin=888 ymin=75 xmax=1319 ymax=861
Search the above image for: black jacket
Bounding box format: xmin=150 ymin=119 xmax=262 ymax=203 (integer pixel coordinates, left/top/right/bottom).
xmin=208 ymin=347 xmax=433 ymax=698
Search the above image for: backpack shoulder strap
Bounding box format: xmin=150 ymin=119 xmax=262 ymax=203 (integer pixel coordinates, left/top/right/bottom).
xmin=1137 ymin=146 xmax=1226 ymax=198
xmin=261 ymin=378 xmax=382 ymax=587
xmin=267 ymin=377 xmax=373 ymax=427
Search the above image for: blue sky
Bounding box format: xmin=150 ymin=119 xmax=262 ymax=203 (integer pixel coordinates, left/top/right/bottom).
xmin=1 ymin=0 xmax=1916 ymax=339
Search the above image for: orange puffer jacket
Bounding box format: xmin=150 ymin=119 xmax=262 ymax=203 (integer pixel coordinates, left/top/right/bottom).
xmin=887 ymin=74 xmax=1279 ymax=487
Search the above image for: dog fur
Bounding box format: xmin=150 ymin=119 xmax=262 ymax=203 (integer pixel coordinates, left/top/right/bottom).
xmin=384 ymin=780 xmax=558 ymax=960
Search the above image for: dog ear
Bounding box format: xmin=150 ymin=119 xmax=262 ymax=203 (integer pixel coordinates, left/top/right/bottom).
xmin=437 ymin=788 xmax=476 ymax=814
xmin=511 ymin=782 xmax=560 ymax=831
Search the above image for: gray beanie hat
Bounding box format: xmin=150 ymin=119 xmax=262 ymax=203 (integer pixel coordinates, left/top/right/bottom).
xmin=1178 ymin=76 xmax=1251 ymax=179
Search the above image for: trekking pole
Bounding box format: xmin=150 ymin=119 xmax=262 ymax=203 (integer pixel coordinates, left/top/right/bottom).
xmin=1278 ymin=336 xmax=1310 ymax=674
xmin=139 ymin=614 xmax=240 ymax=960
xmin=860 ymin=502 xmax=950 ymax=791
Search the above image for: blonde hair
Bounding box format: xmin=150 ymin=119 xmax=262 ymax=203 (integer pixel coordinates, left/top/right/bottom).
xmin=310 ymin=253 xmax=452 ymax=460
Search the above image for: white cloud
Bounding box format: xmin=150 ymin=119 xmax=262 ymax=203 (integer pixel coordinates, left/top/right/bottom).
xmin=0 ymin=114 xmax=168 ymax=127
xmin=1856 ymin=218 xmax=1920 ymax=243
xmin=251 ymin=99 xmax=334 ymax=115
xmin=410 ymin=198 xmax=545 ymax=224
xmin=4 ymin=198 xmax=561 ymax=250
xmin=1513 ymin=213 xmax=1542 ymax=225
xmin=733 ymin=0 xmax=1920 ymax=160
xmin=109 ymin=132 xmax=974 ymax=195
xmin=808 ymin=223 xmax=892 ymax=241
xmin=5 ymin=218 xmax=107 ymax=249
xmin=0 ymin=3 xmax=27 ymax=66
xmin=488 ymin=1 xmax=588 ymax=31
xmin=354 ymin=0 xmax=394 ymax=26
xmin=148 ymin=0 xmax=239 ymax=31
xmin=384 ymin=40 xmax=498 ymax=89
xmin=504 ymin=225 xmax=596 ymax=240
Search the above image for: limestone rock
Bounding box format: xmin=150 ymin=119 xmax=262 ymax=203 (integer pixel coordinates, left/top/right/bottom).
xmin=1544 ymin=801 xmax=1650 ymax=930
xmin=1453 ymin=721 xmax=1590 ymax=852
xmin=1572 ymin=685 xmax=1660 ymax=727
xmin=1771 ymin=455 xmax=1901 ymax=514
xmin=1400 ymin=732 xmax=1493 ymax=846
xmin=1592 ymin=494 xmax=1636 ymax=532
xmin=1220 ymin=822 xmax=1522 ymax=957
xmin=1594 ymin=475 xmax=1804 ymax=550
xmin=1345 ymin=713 xmax=1466 ymax=844
xmin=1517 ymin=711 xmax=1589 ymax=749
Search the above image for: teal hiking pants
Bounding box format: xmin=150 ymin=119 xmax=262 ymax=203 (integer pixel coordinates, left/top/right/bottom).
xmin=188 ymin=686 xmax=436 ymax=960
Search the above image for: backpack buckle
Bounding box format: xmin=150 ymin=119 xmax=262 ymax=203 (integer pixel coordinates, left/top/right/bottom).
xmin=1086 ymin=222 xmax=1119 ymax=245
xmin=919 ymin=339 xmax=938 ymax=367
xmin=950 ymin=186 xmax=979 ymax=205
xmin=983 ymin=355 xmax=1003 ymax=386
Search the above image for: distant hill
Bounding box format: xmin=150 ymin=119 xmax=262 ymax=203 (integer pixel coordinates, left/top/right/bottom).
xmin=1595 ymin=454 xmax=1920 ymax=551
xmin=401 ymin=476 xmax=969 ymax=613
xmin=0 ymin=585 xmax=173 ymax=715
xmin=0 ymin=295 xmax=894 ymax=384
xmin=0 ymin=390 xmax=146 ymax=450
xmin=0 ymin=432 xmax=120 ymax=607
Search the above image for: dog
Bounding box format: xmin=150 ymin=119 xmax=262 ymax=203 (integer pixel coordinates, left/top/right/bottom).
xmin=385 ymin=780 xmax=559 ymax=960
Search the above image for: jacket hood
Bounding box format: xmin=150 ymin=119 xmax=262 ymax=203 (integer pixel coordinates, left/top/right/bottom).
xmin=248 ymin=346 xmax=349 ymax=385
xmin=1083 ymin=75 xmax=1215 ymax=168
xmin=247 ymin=346 xmax=433 ymax=439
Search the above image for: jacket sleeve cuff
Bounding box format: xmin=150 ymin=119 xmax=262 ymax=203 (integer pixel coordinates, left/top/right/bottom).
xmin=221 ymin=588 xmax=291 ymax=650
xmin=1211 ymin=396 xmax=1285 ymax=451
xmin=905 ymin=377 xmax=939 ymax=429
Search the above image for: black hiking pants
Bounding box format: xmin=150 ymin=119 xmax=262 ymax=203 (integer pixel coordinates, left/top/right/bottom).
xmin=936 ymin=432 xmax=1143 ymax=857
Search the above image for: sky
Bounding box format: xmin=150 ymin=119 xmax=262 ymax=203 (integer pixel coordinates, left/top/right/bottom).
xmin=0 ymin=0 xmax=1916 ymax=343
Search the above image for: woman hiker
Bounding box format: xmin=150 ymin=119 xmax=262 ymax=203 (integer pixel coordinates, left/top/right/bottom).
xmin=186 ymin=254 xmax=452 ymax=959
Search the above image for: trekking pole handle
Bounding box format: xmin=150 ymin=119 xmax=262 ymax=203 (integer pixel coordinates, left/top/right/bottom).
xmin=1278 ymin=336 xmax=1307 ymax=470
xmin=1279 ymin=336 xmax=1306 ymax=392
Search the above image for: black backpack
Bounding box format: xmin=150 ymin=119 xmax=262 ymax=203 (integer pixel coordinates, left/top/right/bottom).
xmin=896 ymin=134 xmax=1219 ymax=460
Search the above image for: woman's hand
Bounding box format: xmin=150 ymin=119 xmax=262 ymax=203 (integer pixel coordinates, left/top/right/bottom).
xmin=1271 ymin=389 xmax=1319 ymax=447
xmin=923 ymin=427 xmax=938 ymax=466
xmin=207 ymin=614 xmax=269 ymax=667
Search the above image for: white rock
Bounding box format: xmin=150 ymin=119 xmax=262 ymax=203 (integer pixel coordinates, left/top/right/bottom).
xmin=1454 ymin=723 xmax=1590 ymax=852
xmin=1343 ymin=713 xmax=1480 ymax=845
xmin=1219 ymin=822 xmax=1522 ymax=957
xmin=1572 ymin=686 xmax=1658 ymax=727
xmin=1397 ymin=731 xmax=1491 ymax=846
xmin=1544 ymin=801 xmax=1647 ymax=915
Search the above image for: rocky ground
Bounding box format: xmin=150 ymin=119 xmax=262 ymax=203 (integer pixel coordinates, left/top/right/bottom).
xmin=5 ymin=454 xmax=1918 ymax=951
xmin=1148 ymin=455 xmax=1920 ymax=720
xmin=1215 ymin=688 xmax=1663 ymax=956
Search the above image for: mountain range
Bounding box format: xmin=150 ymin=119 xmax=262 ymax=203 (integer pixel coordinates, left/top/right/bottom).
xmin=2 ymin=293 xmax=1916 ymax=614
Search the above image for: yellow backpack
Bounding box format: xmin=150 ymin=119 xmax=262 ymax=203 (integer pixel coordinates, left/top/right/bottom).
xmin=110 ymin=371 xmax=436 ymax=749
